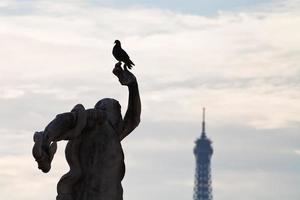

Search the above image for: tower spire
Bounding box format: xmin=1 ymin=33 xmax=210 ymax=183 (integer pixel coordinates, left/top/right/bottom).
xmin=201 ymin=107 xmax=206 ymax=137
xmin=193 ymin=107 xmax=213 ymax=200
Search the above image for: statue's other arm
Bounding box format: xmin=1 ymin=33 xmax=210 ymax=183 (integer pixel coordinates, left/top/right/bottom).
xmin=32 ymin=104 xmax=87 ymax=173
xmin=43 ymin=104 xmax=87 ymax=144
xmin=113 ymin=63 xmax=141 ymax=140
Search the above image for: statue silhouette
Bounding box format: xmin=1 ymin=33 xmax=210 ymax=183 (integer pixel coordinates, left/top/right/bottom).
xmin=32 ymin=62 xmax=141 ymax=200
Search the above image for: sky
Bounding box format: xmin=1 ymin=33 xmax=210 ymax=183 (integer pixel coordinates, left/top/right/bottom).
xmin=0 ymin=0 xmax=299 ymax=200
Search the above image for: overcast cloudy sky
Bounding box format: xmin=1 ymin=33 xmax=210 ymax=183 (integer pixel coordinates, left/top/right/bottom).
xmin=0 ymin=0 xmax=299 ymax=200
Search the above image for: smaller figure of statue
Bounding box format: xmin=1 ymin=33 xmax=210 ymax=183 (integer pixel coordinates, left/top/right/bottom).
xmin=32 ymin=63 xmax=141 ymax=200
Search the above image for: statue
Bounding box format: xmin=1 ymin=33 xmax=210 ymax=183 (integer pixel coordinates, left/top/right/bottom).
xmin=32 ymin=63 xmax=141 ymax=200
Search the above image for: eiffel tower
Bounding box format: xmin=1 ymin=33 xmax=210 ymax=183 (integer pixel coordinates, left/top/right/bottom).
xmin=193 ymin=108 xmax=213 ymax=200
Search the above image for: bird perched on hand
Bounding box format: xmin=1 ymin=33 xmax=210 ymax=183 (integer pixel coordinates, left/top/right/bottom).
xmin=112 ymin=40 xmax=135 ymax=70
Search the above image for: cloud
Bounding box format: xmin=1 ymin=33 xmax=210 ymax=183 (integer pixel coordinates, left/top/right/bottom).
xmin=214 ymin=169 xmax=300 ymax=200
xmin=294 ymin=150 xmax=300 ymax=155
xmin=0 ymin=0 xmax=299 ymax=129
xmin=0 ymin=1 xmax=299 ymax=200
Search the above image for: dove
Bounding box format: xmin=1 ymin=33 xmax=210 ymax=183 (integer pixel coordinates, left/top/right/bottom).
xmin=112 ymin=40 xmax=135 ymax=70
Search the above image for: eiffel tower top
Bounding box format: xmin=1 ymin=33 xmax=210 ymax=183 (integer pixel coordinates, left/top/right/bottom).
xmin=194 ymin=107 xmax=213 ymax=155
xmin=201 ymin=107 xmax=206 ymax=139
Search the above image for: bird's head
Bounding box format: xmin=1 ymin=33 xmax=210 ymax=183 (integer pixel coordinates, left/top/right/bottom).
xmin=114 ymin=40 xmax=121 ymax=45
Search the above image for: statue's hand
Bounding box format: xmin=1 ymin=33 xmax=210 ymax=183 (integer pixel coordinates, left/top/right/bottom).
xmin=32 ymin=131 xmax=57 ymax=173
xmin=113 ymin=62 xmax=137 ymax=86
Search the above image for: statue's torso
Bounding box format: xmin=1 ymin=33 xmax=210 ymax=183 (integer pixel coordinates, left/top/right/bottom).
xmin=64 ymin=121 xmax=125 ymax=200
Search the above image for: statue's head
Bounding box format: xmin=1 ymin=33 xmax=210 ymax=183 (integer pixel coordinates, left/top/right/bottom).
xmin=114 ymin=40 xmax=121 ymax=45
xmin=95 ymin=98 xmax=122 ymax=129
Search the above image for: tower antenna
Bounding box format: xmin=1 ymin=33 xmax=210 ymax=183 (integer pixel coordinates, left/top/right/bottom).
xmin=201 ymin=107 xmax=206 ymax=137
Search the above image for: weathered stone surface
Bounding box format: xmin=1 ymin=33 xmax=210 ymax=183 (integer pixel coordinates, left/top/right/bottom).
xmin=32 ymin=63 xmax=141 ymax=200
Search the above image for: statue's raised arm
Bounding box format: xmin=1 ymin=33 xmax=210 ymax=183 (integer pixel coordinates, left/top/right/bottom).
xmin=113 ymin=62 xmax=141 ymax=140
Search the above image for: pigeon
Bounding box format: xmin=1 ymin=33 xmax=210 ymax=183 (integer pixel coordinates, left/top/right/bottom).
xmin=112 ymin=40 xmax=135 ymax=70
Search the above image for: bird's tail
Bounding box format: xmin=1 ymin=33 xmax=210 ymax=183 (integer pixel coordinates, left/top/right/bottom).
xmin=125 ymin=59 xmax=135 ymax=69
xmin=129 ymin=59 xmax=135 ymax=66
xmin=125 ymin=63 xmax=133 ymax=69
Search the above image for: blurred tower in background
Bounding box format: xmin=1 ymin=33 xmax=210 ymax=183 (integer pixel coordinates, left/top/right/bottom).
xmin=193 ymin=108 xmax=213 ymax=200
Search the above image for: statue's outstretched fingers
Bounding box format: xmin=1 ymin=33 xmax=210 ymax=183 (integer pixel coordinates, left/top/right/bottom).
xmin=116 ymin=61 xmax=122 ymax=67
xmin=113 ymin=64 xmax=123 ymax=77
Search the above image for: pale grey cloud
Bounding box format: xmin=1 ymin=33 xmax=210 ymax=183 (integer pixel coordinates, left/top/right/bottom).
xmin=1 ymin=0 xmax=298 ymax=129
xmin=0 ymin=0 xmax=299 ymax=200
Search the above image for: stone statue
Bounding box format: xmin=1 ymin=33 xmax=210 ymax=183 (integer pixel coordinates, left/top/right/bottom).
xmin=32 ymin=63 xmax=141 ymax=200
